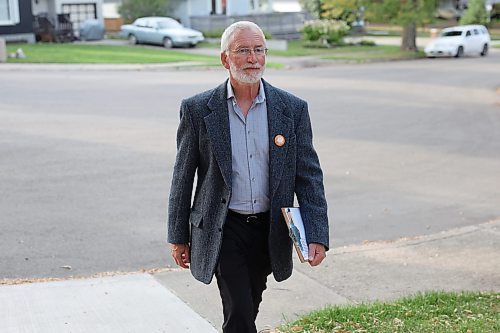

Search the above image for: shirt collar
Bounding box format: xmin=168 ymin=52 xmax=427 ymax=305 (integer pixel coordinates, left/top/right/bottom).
xmin=226 ymin=79 xmax=266 ymax=105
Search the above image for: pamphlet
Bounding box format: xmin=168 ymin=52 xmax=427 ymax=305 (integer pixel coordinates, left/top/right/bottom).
xmin=281 ymin=207 xmax=309 ymax=263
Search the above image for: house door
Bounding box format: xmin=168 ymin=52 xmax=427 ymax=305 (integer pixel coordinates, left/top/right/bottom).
xmin=61 ymin=3 xmax=97 ymax=36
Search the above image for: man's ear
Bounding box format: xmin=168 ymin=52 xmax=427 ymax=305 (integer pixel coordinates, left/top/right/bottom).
xmin=221 ymin=51 xmax=230 ymax=70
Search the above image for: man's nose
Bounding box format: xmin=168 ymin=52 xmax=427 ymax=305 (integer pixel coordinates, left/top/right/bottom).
xmin=247 ymin=51 xmax=258 ymax=63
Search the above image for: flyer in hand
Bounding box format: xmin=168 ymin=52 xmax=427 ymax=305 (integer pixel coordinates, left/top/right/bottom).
xmin=281 ymin=207 xmax=309 ymax=263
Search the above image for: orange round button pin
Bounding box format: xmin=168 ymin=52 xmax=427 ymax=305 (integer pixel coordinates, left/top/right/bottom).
xmin=274 ymin=134 xmax=286 ymax=147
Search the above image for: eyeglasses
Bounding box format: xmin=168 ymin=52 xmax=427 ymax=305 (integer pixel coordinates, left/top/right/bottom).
xmin=230 ymin=47 xmax=268 ymax=56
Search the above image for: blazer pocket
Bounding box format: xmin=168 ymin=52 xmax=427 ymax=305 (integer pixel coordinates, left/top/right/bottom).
xmin=189 ymin=210 xmax=203 ymax=228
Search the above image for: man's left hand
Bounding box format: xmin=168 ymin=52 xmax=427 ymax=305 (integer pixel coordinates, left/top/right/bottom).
xmin=308 ymin=243 xmax=326 ymax=266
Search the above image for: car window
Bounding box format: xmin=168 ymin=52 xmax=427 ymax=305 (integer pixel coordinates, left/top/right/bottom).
xmin=135 ymin=19 xmax=146 ymax=27
xmin=440 ymin=30 xmax=462 ymax=37
xmin=157 ymin=19 xmax=183 ymax=29
xmin=466 ymin=30 xmax=471 ymax=37
xmin=473 ymin=29 xmax=479 ymax=35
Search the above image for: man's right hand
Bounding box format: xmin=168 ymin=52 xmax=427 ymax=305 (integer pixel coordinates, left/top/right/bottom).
xmin=170 ymin=243 xmax=190 ymax=269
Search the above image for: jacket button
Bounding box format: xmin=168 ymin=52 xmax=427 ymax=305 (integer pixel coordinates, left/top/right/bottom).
xmin=221 ymin=198 xmax=226 ymax=204
xmin=218 ymin=227 xmax=222 ymax=232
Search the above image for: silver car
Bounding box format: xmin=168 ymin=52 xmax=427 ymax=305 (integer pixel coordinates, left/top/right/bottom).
xmin=120 ymin=17 xmax=204 ymax=48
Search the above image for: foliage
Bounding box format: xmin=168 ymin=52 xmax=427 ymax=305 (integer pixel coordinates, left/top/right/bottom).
xmin=300 ymin=19 xmax=350 ymax=45
xmin=321 ymin=0 xmax=364 ymax=26
xmin=366 ymin=0 xmax=437 ymax=27
xmin=278 ymin=291 xmax=500 ymax=333
xmin=298 ymin=0 xmax=322 ymax=18
xmin=460 ymin=0 xmax=489 ymax=25
xmin=365 ymin=0 xmax=437 ymax=51
xmin=119 ymin=0 xmax=171 ymax=24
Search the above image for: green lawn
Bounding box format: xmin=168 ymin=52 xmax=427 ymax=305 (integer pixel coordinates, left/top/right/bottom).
xmin=319 ymin=45 xmax=425 ymax=62
xmin=5 ymin=43 xmax=285 ymax=68
xmin=6 ymin=43 xmax=218 ymax=64
xmin=271 ymin=42 xmax=425 ymax=62
xmin=277 ymin=291 xmax=499 ymax=333
xmin=5 ymin=40 xmax=425 ymax=66
xmin=201 ymin=40 xmax=425 ymax=61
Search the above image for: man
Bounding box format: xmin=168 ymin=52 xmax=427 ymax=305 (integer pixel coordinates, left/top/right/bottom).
xmin=168 ymin=21 xmax=329 ymax=333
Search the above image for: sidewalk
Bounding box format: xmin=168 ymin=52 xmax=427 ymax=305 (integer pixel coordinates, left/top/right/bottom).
xmin=1 ymin=219 xmax=498 ymax=332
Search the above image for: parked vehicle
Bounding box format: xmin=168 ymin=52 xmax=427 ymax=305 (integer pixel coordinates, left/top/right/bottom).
xmin=425 ymin=25 xmax=490 ymax=58
xmin=120 ymin=17 xmax=204 ymax=48
xmin=80 ymin=19 xmax=105 ymax=41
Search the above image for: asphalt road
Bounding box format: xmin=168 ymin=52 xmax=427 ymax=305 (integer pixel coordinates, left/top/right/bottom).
xmin=1 ymin=53 xmax=499 ymax=279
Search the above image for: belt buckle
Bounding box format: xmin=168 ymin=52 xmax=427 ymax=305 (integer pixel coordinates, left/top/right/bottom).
xmin=246 ymin=215 xmax=259 ymax=223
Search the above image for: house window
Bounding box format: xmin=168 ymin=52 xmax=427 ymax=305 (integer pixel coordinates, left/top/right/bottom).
xmin=0 ymin=0 xmax=20 ymax=25
xmin=61 ymin=3 xmax=97 ymax=35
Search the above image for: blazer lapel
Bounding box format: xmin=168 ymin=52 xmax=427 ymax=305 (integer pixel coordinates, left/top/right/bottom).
xmin=264 ymin=81 xmax=293 ymax=198
xmin=204 ymin=81 xmax=232 ymax=190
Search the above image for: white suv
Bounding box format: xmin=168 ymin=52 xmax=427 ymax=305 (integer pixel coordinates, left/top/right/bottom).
xmin=425 ymin=25 xmax=491 ymax=58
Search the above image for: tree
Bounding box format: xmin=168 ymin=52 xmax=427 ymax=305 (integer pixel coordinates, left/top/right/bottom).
xmin=119 ymin=0 xmax=171 ymax=24
xmin=299 ymin=0 xmax=323 ymax=18
xmin=366 ymin=0 xmax=437 ymax=52
xmin=459 ymin=0 xmax=488 ymax=25
xmin=321 ymin=0 xmax=364 ymax=26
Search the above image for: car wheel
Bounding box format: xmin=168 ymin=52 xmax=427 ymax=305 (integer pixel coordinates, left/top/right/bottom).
xmin=128 ymin=34 xmax=138 ymax=45
xmin=455 ymin=46 xmax=463 ymax=58
xmin=163 ymin=37 xmax=173 ymax=49
xmin=480 ymin=44 xmax=488 ymax=57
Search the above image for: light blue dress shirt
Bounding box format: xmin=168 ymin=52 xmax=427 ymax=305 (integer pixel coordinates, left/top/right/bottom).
xmin=227 ymin=80 xmax=270 ymax=214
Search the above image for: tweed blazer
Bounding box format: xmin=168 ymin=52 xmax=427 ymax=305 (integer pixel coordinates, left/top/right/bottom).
xmin=168 ymin=79 xmax=329 ymax=284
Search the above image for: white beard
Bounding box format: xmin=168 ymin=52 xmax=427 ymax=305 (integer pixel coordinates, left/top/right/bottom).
xmin=229 ymin=60 xmax=265 ymax=84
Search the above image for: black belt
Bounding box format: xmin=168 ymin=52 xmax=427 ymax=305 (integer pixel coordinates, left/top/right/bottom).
xmin=228 ymin=210 xmax=270 ymax=223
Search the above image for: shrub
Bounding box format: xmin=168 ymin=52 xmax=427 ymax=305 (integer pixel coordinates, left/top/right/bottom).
xmin=358 ymin=39 xmax=376 ymax=46
xmin=300 ymin=19 xmax=350 ymax=45
xmin=460 ymin=0 xmax=489 ymax=26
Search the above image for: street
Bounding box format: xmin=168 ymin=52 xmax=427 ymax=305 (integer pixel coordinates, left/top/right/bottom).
xmin=1 ymin=52 xmax=499 ymax=280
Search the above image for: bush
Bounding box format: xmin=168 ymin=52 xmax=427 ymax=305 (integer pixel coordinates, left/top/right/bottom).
xmin=358 ymin=40 xmax=376 ymax=46
xmin=300 ymin=19 xmax=350 ymax=45
xmin=119 ymin=0 xmax=170 ymax=24
xmin=460 ymin=0 xmax=489 ymax=26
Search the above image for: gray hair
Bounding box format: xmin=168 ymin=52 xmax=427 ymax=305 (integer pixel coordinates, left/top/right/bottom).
xmin=220 ymin=21 xmax=266 ymax=53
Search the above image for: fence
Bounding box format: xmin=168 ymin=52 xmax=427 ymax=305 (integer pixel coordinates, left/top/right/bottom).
xmin=190 ymin=12 xmax=312 ymax=39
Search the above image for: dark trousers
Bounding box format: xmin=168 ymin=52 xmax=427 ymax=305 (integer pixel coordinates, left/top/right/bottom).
xmin=215 ymin=211 xmax=272 ymax=333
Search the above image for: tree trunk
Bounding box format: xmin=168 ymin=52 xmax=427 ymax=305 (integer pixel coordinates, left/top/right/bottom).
xmin=401 ymin=22 xmax=418 ymax=52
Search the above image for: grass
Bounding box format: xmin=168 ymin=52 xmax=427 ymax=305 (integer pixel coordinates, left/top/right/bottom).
xmin=320 ymin=45 xmax=425 ymax=63
xmin=5 ymin=40 xmax=425 ymax=66
xmin=277 ymin=291 xmax=499 ymax=333
xmin=201 ymin=40 xmax=425 ymax=62
xmin=5 ymin=43 xmax=218 ymax=64
xmin=270 ymin=41 xmax=425 ymax=62
xmin=5 ymin=42 xmax=284 ymax=68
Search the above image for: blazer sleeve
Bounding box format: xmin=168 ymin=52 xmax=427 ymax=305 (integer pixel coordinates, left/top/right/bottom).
xmin=294 ymin=102 xmax=330 ymax=250
xmin=167 ymin=100 xmax=199 ymax=244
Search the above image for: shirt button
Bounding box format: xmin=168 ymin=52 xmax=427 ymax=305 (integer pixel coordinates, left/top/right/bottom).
xmin=221 ymin=198 xmax=226 ymax=204
xmin=249 ymin=154 xmax=253 ymax=158
xmin=252 ymin=177 xmax=255 ymax=182
xmin=253 ymin=200 xmax=257 ymax=203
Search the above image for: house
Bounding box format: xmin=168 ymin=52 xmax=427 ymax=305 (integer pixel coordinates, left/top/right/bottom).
xmin=32 ymin=0 xmax=104 ymax=37
xmin=171 ymin=0 xmax=299 ymax=27
xmin=0 ymin=0 xmax=35 ymax=42
xmin=103 ymin=0 xmax=297 ymax=27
